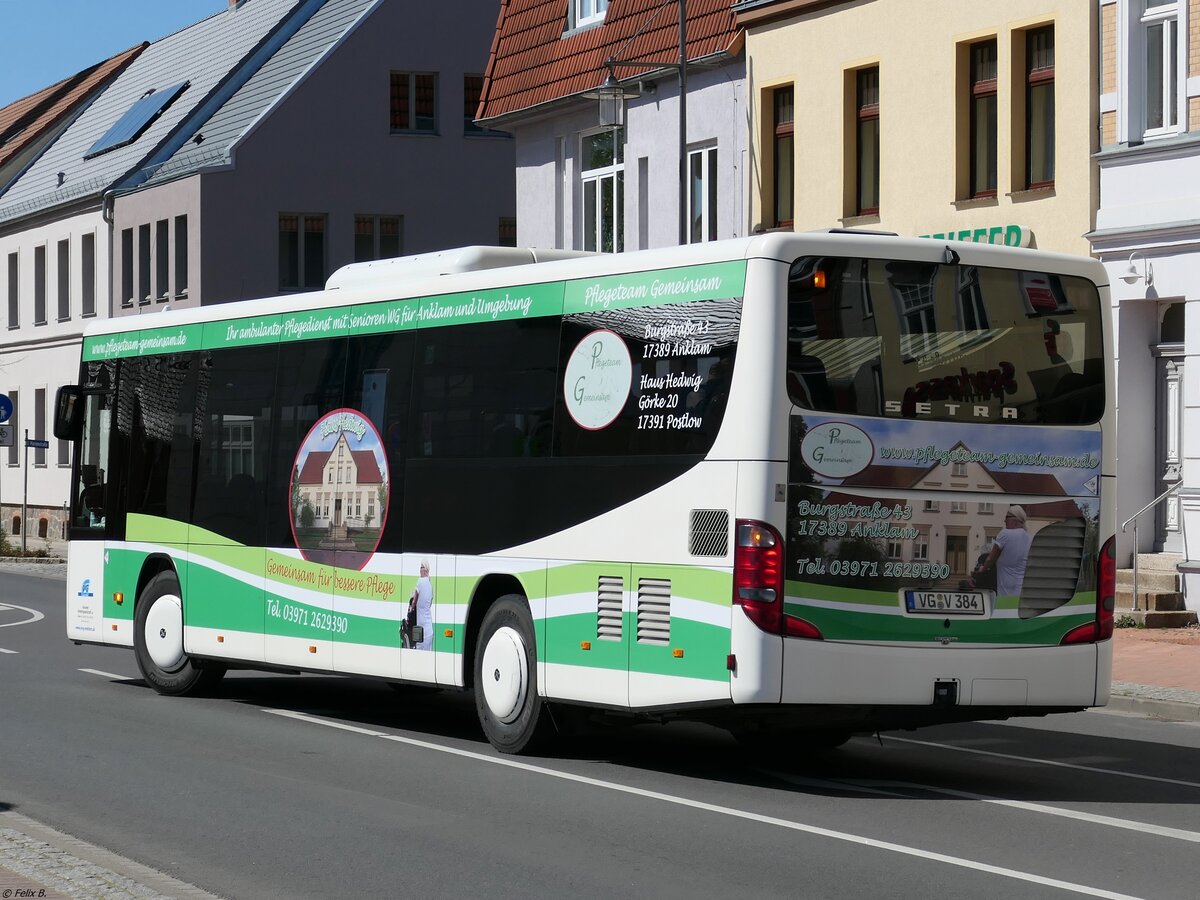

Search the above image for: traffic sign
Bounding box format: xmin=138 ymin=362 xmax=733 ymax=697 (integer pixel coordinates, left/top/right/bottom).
xmin=0 ymin=393 xmax=11 ymax=423
xmin=0 ymin=424 xmax=12 ymax=447
xmin=25 ymin=438 xmax=49 ymax=449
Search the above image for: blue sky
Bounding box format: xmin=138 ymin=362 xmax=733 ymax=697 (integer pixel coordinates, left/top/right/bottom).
xmin=0 ymin=1 xmax=228 ymax=108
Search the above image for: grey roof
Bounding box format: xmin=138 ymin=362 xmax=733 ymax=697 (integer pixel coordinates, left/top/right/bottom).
xmin=139 ymin=0 xmax=380 ymax=189
xmin=0 ymin=0 xmax=313 ymax=223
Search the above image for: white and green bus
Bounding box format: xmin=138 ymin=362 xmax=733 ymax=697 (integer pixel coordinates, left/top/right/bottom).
xmin=55 ymin=232 xmax=1115 ymax=753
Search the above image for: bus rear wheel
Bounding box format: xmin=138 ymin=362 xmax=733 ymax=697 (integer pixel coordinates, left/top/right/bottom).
xmin=133 ymin=570 xmax=225 ymax=696
xmin=473 ymin=595 xmax=551 ymax=754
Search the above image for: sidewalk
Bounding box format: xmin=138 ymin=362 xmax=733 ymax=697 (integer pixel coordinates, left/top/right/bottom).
xmin=1109 ymin=624 xmax=1200 ymax=722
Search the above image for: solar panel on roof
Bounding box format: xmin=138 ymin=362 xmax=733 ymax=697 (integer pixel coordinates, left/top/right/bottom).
xmin=83 ymin=81 xmax=189 ymax=159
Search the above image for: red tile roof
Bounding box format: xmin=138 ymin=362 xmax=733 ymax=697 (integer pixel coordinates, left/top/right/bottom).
xmin=0 ymin=44 xmax=147 ymax=172
xmin=479 ymin=0 xmax=742 ymax=123
xmin=297 ymin=448 xmax=383 ymax=487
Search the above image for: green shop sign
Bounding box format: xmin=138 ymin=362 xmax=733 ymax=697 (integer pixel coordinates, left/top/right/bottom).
xmin=920 ymin=225 xmax=1032 ymax=248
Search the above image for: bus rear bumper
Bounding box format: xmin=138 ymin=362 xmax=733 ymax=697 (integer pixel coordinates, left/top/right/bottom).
xmin=778 ymin=637 xmax=1111 ymax=709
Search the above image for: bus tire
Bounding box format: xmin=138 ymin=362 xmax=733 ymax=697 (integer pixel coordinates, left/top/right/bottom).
xmin=473 ymin=594 xmax=550 ymax=754
xmin=133 ymin=570 xmax=225 ymax=696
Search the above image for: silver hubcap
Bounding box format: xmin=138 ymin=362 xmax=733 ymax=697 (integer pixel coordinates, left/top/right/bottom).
xmin=480 ymin=626 xmax=527 ymax=723
xmin=145 ymin=593 xmax=186 ymax=672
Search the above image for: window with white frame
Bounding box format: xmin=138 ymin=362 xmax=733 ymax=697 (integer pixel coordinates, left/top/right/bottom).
xmin=952 ymin=461 xmax=967 ymax=478
xmin=980 ymin=501 xmax=994 ymax=515
xmin=687 ymin=145 xmax=718 ymax=244
xmin=580 ymin=129 xmax=624 ymax=253
xmin=913 ymin=532 xmax=929 ymax=561
xmin=573 ymin=0 xmax=608 ymax=28
xmin=1142 ymin=1 xmax=1180 ymax=134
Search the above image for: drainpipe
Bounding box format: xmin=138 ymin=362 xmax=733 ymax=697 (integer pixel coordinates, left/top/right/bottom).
xmin=102 ymin=189 xmax=115 ymax=318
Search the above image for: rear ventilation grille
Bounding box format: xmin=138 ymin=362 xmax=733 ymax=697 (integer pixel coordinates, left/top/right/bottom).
xmin=597 ymin=575 xmax=623 ymax=641
xmin=636 ymin=578 xmax=671 ymax=645
xmin=689 ymin=509 xmax=729 ymax=557
xmin=1019 ymin=518 xmax=1086 ymax=619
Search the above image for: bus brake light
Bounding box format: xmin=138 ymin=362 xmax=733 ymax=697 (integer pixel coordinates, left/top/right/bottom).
xmin=1061 ymin=534 xmax=1115 ymax=645
xmin=734 ymin=520 xmax=821 ymax=638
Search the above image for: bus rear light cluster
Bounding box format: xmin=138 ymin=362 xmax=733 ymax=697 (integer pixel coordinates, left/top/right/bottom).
xmin=1061 ymin=534 xmax=1116 ymax=645
xmin=734 ymin=519 xmax=822 ymax=640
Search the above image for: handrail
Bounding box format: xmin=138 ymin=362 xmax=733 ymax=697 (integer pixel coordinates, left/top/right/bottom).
xmin=1120 ymin=481 xmax=1182 ymax=612
xmin=1121 ymin=481 xmax=1181 ymax=533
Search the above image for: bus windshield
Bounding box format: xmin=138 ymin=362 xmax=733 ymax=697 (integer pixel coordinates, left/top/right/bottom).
xmin=787 ymin=256 xmax=1105 ymax=424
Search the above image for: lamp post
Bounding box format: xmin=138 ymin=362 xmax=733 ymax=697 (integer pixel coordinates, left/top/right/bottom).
xmin=585 ymin=1 xmax=688 ymax=246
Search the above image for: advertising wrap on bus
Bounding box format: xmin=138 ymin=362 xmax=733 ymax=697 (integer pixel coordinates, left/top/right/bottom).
xmin=787 ymin=414 xmax=1102 ymax=646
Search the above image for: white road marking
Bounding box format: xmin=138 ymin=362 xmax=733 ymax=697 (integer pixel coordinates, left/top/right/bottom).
xmin=0 ymin=603 xmax=45 ymax=627
xmin=265 ymin=708 xmax=1147 ymax=900
xmin=885 ymin=735 xmax=1200 ymax=791
xmin=769 ymin=772 xmax=1200 ymax=844
xmin=0 ymin=647 xmax=17 ymax=654
xmin=79 ymin=668 xmax=135 ymax=681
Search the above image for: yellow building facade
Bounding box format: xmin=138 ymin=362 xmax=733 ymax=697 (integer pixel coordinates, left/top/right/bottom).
xmin=737 ymin=0 xmax=1098 ymax=255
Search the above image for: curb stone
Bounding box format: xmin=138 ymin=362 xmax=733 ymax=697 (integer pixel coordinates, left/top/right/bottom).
xmin=0 ymin=810 xmax=223 ymax=900
xmin=1104 ymin=681 xmax=1200 ymax=723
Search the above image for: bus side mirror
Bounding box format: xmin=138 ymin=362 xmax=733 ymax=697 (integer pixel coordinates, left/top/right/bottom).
xmin=53 ymin=386 xmax=82 ymax=441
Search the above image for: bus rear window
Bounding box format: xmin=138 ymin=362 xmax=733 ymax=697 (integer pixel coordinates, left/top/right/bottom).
xmin=786 ymin=256 xmax=1105 ymax=425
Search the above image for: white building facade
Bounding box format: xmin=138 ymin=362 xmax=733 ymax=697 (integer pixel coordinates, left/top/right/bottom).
xmin=1090 ymin=0 xmax=1200 ymax=604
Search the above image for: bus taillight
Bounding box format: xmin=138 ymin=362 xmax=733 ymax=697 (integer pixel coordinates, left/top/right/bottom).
xmin=1061 ymin=534 xmax=1116 ymax=645
xmin=734 ymin=520 xmax=822 ymax=639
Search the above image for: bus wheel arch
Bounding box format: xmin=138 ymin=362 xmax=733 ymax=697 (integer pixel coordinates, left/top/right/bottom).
xmin=462 ymin=573 xmax=527 ymax=691
xmin=133 ymin=562 xmax=225 ymax=696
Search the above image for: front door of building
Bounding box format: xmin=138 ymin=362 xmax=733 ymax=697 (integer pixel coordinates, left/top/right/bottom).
xmin=1154 ymin=347 xmax=1184 ymax=553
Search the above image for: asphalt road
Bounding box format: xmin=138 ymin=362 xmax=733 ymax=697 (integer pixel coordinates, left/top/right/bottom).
xmin=3 ymin=571 xmax=1200 ymax=900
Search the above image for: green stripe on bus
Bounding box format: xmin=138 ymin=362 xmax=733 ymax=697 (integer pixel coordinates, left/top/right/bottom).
xmin=545 ymin=611 xmax=729 ymax=681
xmin=563 ymin=261 xmax=747 ymax=314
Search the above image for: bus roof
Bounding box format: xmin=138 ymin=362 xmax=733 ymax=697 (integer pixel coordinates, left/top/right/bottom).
xmin=78 ymin=231 xmax=1109 ymax=341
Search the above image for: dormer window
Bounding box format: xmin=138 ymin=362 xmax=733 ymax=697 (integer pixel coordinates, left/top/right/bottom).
xmin=573 ymin=0 xmax=608 ymax=29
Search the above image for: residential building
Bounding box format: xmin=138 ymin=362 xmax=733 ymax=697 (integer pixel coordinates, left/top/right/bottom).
xmin=0 ymin=0 xmax=514 ymax=542
xmin=477 ymin=0 xmax=744 ymax=251
xmin=1089 ymin=0 xmax=1199 ymax=602
xmin=734 ymin=0 xmax=1098 ymax=256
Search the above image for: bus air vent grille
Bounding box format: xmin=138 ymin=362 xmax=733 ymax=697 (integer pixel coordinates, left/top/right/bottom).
xmin=1018 ymin=517 xmax=1087 ymax=619
xmin=689 ymin=509 xmax=729 ymax=557
xmin=597 ymin=575 xmax=624 ymax=641
xmin=637 ymin=578 xmax=672 ymax=645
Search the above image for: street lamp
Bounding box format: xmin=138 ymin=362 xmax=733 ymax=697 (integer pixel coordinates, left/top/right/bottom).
xmin=1118 ymin=251 xmax=1154 ymax=287
xmin=583 ymin=0 xmax=688 ymax=245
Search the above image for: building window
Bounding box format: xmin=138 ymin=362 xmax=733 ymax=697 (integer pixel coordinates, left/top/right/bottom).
xmin=913 ymin=532 xmax=929 ymax=561
xmin=121 ymin=228 xmax=133 ymax=306
xmin=952 ymin=461 xmax=967 ymax=478
xmin=924 ymin=499 xmax=939 ymax=512
xmin=1143 ymin=1 xmax=1179 ymax=133
xmin=391 ymin=72 xmax=437 ymax=133
xmin=772 ymin=86 xmax=794 ymax=228
xmin=138 ymin=223 xmax=151 ymax=304
xmin=33 ymin=245 xmax=46 ymax=325
xmin=6 ymin=390 xmax=16 ymax=465
xmin=34 ymin=387 xmax=46 ymax=467
xmin=1025 ymin=26 xmax=1055 ymax=189
xmin=156 ymin=219 xmax=169 ymax=301
xmin=980 ymin=501 xmax=994 ymax=515
xmin=7 ymin=252 xmax=18 ymax=329
xmin=970 ymin=39 xmax=998 ymax=198
xmin=81 ymin=233 xmax=95 ymax=316
xmin=887 ymin=538 xmax=903 ymax=559
xmin=56 ymin=239 xmax=70 ymax=321
xmin=174 ymin=215 xmax=188 ymax=299
xmin=580 ymin=128 xmax=624 ymax=253
xmin=354 ymin=215 xmax=402 ymax=262
xmin=498 ymin=217 xmax=517 ymax=247
xmin=950 ymin=501 xmax=966 ymax=513
xmin=572 ymin=0 xmax=608 ymax=28
xmin=463 ymin=74 xmax=506 ymax=137
xmin=279 ymin=214 xmax=326 ymax=291
xmin=856 ymin=67 xmax=880 ymax=216
xmin=687 ymin=145 xmax=718 ymax=244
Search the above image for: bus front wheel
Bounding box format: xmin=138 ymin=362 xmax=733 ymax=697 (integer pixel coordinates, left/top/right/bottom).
xmin=473 ymin=595 xmax=550 ymax=754
xmin=133 ymin=570 xmax=225 ymax=696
